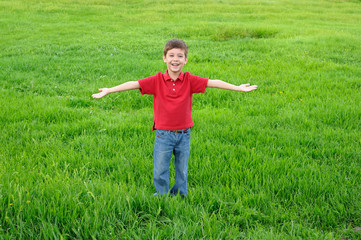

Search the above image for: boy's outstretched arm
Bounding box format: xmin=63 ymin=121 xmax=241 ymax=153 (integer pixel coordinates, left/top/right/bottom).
xmin=92 ymin=81 xmax=140 ymax=99
xmin=207 ymin=80 xmax=257 ymax=92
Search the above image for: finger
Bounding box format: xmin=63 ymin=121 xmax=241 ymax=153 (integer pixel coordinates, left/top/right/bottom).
xmin=99 ymin=89 xmax=103 ymax=92
xmin=244 ymin=84 xmax=250 ymax=87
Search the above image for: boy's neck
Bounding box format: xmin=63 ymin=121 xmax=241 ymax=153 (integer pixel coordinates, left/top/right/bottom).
xmin=168 ymin=70 xmax=181 ymax=81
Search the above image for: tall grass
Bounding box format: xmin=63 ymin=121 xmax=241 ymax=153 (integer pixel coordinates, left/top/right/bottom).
xmin=1 ymin=0 xmax=361 ymax=238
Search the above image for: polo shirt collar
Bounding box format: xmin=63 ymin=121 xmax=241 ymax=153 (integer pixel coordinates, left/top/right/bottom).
xmin=163 ymin=70 xmax=184 ymax=82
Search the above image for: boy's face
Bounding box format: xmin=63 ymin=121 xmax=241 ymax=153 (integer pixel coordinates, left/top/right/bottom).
xmin=163 ymin=48 xmax=188 ymax=75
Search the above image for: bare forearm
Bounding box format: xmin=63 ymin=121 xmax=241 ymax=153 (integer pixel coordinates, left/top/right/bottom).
xmin=207 ymin=79 xmax=257 ymax=92
xmin=108 ymin=81 xmax=140 ymax=93
xmin=207 ymin=80 xmax=238 ymax=90
xmin=92 ymin=81 xmax=140 ymax=99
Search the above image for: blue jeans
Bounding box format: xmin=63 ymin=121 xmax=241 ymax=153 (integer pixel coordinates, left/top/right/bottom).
xmin=153 ymin=128 xmax=191 ymax=196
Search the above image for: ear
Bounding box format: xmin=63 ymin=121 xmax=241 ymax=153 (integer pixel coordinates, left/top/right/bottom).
xmin=185 ymin=57 xmax=188 ymax=64
xmin=163 ymin=55 xmax=166 ymax=62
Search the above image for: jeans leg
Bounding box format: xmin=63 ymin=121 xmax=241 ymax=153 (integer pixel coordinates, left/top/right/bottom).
xmin=170 ymin=130 xmax=191 ymax=196
xmin=153 ymin=130 xmax=174 ymax=196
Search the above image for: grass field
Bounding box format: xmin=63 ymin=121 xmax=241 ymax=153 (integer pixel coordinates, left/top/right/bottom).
xmin=1 ymin=0 xmax=361 ymax=239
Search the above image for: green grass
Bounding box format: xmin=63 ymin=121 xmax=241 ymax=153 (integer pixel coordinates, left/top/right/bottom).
xmin=1 ymin=0 xmax=361 ymax=239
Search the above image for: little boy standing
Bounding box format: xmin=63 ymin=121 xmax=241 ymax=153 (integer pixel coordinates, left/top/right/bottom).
xmin=92 ymin=39 xmax=257 ymax=197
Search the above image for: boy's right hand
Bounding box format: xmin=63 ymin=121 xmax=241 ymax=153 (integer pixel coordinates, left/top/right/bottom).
xmin=92 ymin=88 xmax=109 ymax=99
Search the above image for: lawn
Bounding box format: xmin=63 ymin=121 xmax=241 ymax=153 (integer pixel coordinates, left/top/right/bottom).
xmin=1 ymin=0 xmax=361 ymax=239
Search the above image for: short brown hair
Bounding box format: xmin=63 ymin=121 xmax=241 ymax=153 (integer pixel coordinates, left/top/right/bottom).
xmin=163 ymin=39 xmax=188 ymax=57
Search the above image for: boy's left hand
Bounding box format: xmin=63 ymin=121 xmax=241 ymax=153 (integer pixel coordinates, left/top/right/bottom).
xmin=237 ymin=84 xmax=258 ymax=92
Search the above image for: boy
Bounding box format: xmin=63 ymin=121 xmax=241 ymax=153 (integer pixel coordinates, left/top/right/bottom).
xmin=92 ymin=39 xmax=257 ymax=197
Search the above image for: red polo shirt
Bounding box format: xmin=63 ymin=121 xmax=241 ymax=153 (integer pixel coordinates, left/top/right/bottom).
xmin=138 ymin=71 xmax=208 ymax=130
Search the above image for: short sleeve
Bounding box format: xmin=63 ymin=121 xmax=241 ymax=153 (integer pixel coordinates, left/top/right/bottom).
xmin=189 ymin=74 xmax=209 ymax=93
xmin=138 ymin=74 xmax=158 ymax=95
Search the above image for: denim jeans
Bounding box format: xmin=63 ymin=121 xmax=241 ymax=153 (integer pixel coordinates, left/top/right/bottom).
xmin=153 ymin=128 xmax=191 ymax=196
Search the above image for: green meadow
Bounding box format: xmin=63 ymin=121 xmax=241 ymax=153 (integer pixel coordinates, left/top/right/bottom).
xmin=1 ymin=0 xmax=361 ymax=238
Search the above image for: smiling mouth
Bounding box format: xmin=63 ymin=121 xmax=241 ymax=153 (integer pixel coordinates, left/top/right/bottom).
xmin=171 ymin=63 xmax=180 ymax=66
